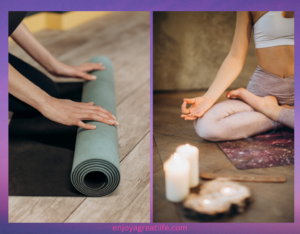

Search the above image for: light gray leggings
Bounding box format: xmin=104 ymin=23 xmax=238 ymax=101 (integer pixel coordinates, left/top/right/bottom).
xmin=194 ymin=66 xmax=294 ymax=142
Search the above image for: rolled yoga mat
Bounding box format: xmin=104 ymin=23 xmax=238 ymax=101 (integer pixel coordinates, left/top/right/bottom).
xmin=71 ymin=56 xmax=120 ymax=197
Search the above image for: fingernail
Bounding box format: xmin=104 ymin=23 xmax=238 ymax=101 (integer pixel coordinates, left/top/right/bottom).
xmin=92 ymin=125 xmax=96 ymax=129
xmin=114 ymin=121 xmax=119 ymax=126
xmin=109 ymin=120 xmax=114 ymax=125
xmin=99 ymin=63 xmax=102 ymax=65
xmin=112 ymin=115 xmax=116 ymax=120
xmin=91 ymin=75 xmax=97 ymax=80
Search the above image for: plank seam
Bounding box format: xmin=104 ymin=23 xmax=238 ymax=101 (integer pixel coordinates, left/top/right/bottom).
xmin=116 ymin=78 xmax=149 ymax=107
xmin=120 ymin=131 xmax=150 ymax=163
xmin=62 ymin=198 xmax=87 ymax=223
xmin=106 ymin=181 xmax=150 ymax=222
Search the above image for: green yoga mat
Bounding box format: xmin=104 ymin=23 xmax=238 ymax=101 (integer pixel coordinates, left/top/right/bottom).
xmin=71 ymin=56 xmax=120 ymax=197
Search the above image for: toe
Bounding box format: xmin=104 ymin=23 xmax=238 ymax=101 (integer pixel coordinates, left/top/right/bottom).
xmin=226 ymin=90 xmax=237 ymax=99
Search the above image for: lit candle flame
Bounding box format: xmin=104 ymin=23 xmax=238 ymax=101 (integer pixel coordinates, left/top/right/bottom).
xmin=220 ymin=186 xmax=237 ymax=196
xmin=224 ymin=187 xmax=231 ymax=194
xmin=203 ymin=199 xmax=211 ymax=205
xmin=173 ymin=153 xmax=181 ymax=164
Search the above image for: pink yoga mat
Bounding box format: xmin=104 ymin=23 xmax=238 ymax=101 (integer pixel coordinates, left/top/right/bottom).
xmin=217 ymin=128 xmax=294 ymax=170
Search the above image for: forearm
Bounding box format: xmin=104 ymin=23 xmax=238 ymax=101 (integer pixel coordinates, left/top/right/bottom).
xmin=9 ymin=63 xmax=117 ymax=129
xmin=9 ymin=64 xmax=50 ymax=110
xmin=203 ymin=54 xmax=244 ymax=102
xmin=203 ymin=12 xmax=251 ymax=102
xmin=10 ymin=23 xmax=58 ymax=72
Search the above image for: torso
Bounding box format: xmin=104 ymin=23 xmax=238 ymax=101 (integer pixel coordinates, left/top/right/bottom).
xmin=251 ymin=11 xmax=294 ymax=78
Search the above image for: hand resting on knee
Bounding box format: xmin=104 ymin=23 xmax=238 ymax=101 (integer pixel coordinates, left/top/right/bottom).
xmin=181 ymin=96 xmax=215 ymax=120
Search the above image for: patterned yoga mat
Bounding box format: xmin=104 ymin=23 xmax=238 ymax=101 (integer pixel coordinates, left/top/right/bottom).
xmin=217 ymin=128 xmax=294 ymax=170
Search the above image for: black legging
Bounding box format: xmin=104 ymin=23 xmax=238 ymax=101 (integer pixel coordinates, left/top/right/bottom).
xmin=9 ymin=11 xmax=59 ymax=113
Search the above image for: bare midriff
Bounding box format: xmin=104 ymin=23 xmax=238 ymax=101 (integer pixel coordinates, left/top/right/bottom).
xmin=251 ymin=11 xmax=294 ymax=78
xmin=256 ymin=46 xmax=294 ymax=78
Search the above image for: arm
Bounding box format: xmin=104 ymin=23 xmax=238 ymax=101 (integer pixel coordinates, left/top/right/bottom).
xmin=9 ymin=64 xmax=118 ymax=129
xmin=181 ymin=11 xmax=253 ymax=119
xmin=11 ymin=22 xmax=104 ymax=80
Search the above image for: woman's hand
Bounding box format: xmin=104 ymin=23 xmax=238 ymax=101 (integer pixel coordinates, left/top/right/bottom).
xmin=48 ymin=61 xmax=105 ymax=81
xmin=10 ymin=23 xmax=105 ymax=81
xmin=39 ymin=96 xmax=118 ymax=130
xmin=181 ymin=96 xmax=215 ymax=120
xmin=9 ymin=64 xmax=117 ymax=130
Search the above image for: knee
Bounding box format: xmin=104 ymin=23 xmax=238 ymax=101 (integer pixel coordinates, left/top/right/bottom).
xmin=194 ymin=101 xmax=238 ymax=142
xmin=194 ymin=112 xmax=227 ymax=142
xmin=194 ymin=118 xmax=222 ymax=142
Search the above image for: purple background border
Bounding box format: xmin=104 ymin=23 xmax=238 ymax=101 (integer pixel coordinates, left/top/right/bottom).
xmin=1 ymin=0 xmax=299 ymax=233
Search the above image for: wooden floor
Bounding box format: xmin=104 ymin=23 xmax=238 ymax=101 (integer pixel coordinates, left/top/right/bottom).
xmin=9 ymin=12 xmax=150 ymax=223
xmin=153 ymin=91 xmax=294 ymax=223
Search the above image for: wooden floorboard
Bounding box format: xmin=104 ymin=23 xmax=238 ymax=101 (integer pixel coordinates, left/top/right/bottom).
xmin=9 ymin=12 xmax=150 ymax=223
xmin=9 ymin=12 xmax=150 ymax=84
xmin=105 ymin=173 xmax=150 ymax=223
xmin=117 ymin=82 xmax=150 ymax=161
xmin=153 ymin=92 xmax=294 ymax=223
xmin=9 ymin=197 xmax=85 ymax=223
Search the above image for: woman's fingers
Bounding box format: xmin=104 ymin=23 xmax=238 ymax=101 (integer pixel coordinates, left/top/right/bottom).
xmin=77 ymin=109 xmax=114 ymax=121
xmin=189 ymin=108 xmax=205 ymax=117
xmin=70 ymin=100 xmax=117 ymax=124
xmin=76 ymin=104 xmax=116 ymax=119
xmin=77 ymin=102 xmax=94 ymax=106
xmin=183 ymin=97 xmax=202 ymax=109
xmin=68 ymin=99 xmax=116 ymax=121
xmin=181 ymin=97 xmax=211 ymax=119
xmin=182 ymin=98 xmax=198 ymax=113
xmin=181 ymin=114 xmax=198 ymax=120
xmin=181 ymin=101 xmax=189 ymax=114
xmin=40 ymin=97 xmax=119 ymax=129
xmin=183 ymin=98 xmax=196 ymax=104
xmin=73 ymin=62 xmax=106 ymax=80
xmin=184 ymin=116 xmax=197 ymax=120
xmin=78 ymin=63 xmax=105 ymax=72
xmin=82 ymin=63 xmax=105 ymax=71
xmin=78 ymin=113 xmax=118 ymax=126
xmin=76 ymin=120 xmax=97 ymax=130
xmin=73 ymin=70 xmax=97 ymax=81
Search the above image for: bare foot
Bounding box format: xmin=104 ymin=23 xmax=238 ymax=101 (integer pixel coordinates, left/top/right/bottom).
xmin=226 ymin=88 xmax=283 ymax=121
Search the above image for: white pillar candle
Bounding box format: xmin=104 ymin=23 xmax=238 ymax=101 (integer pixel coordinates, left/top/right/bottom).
xmin=164 ymin=153 xmax=190 ymax=202
xmin=176 ymin=144 xmax=199 ymax=187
